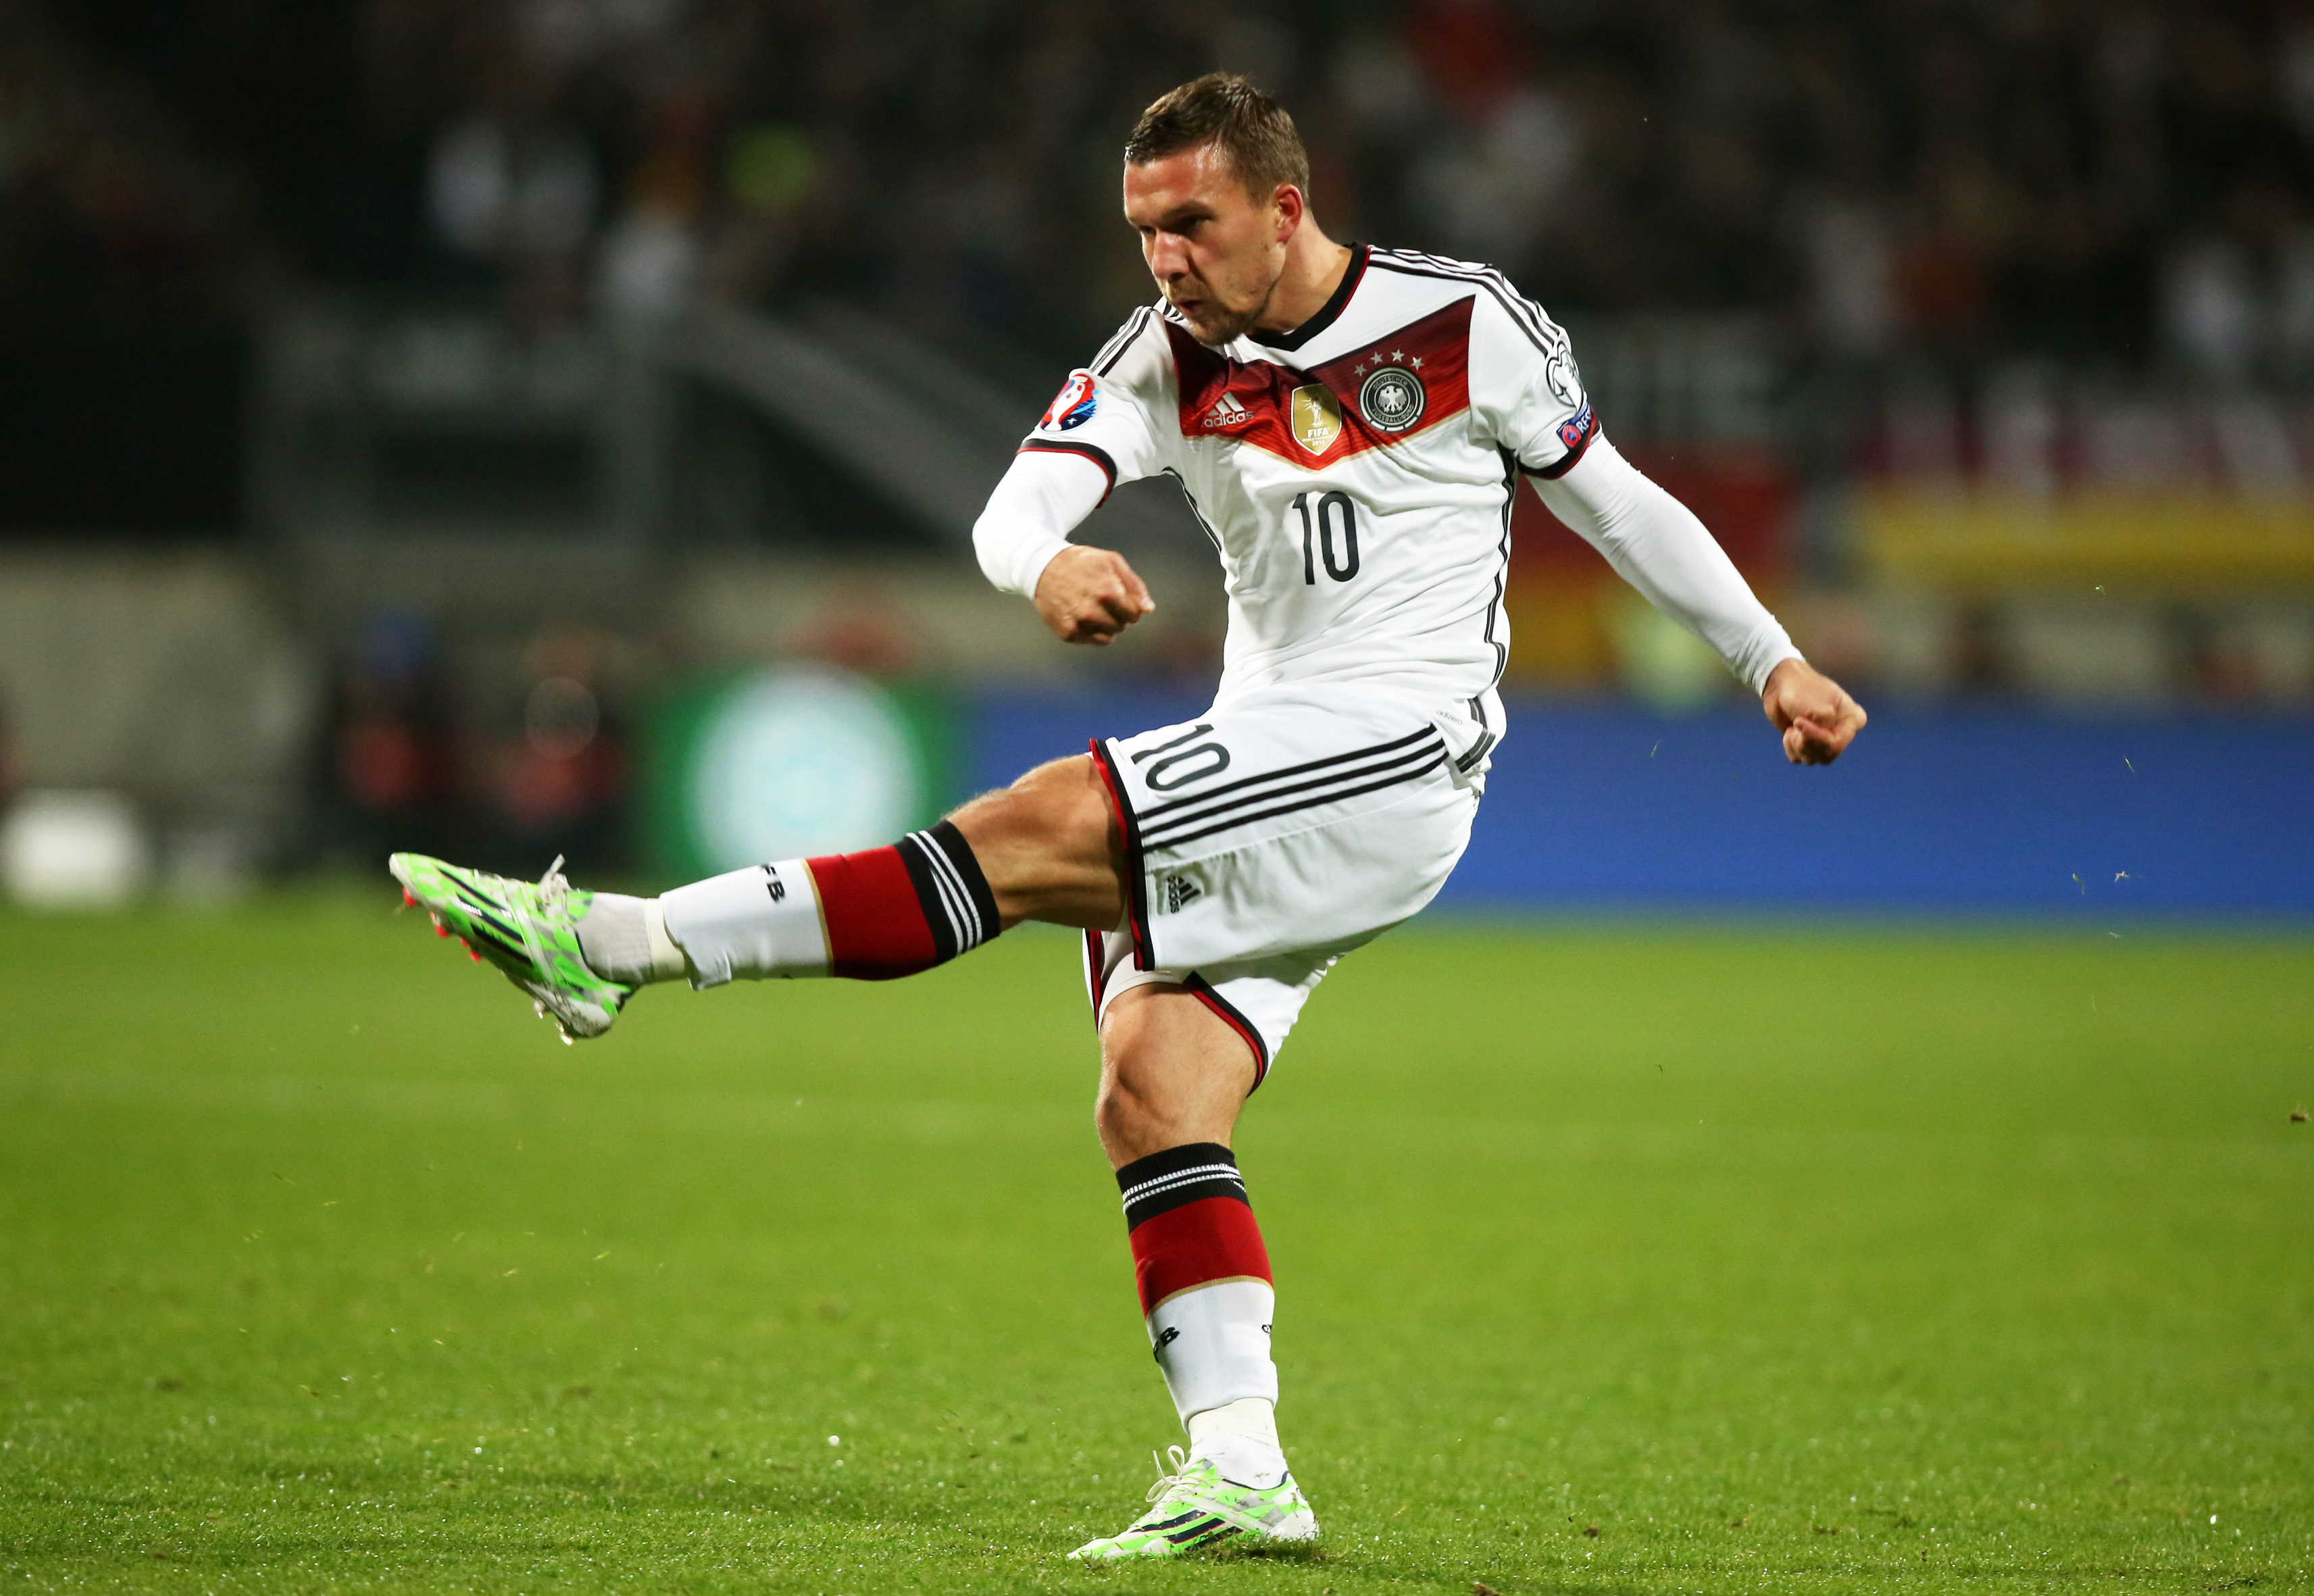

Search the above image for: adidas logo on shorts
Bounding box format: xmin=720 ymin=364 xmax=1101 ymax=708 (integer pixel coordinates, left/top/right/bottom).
xmin=1163 ymin=874 xmax=1204 ymax=912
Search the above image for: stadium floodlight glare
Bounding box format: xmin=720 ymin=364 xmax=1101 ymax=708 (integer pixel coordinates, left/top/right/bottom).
xmin=690 ymin=668 xmax=923 ymax=870
xmin=644 ymin=664 xmax=958 ymax=881
xmin=0 ymin=790 xmax=152 ymax=909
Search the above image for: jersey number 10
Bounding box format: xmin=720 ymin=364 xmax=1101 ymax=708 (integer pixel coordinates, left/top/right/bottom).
xmin=1292 ymin=491 xmax=1360 ymax=584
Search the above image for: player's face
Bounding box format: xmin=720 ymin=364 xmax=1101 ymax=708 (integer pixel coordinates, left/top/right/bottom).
xmin=1124 ymin=145 xmax=1293 ymax=344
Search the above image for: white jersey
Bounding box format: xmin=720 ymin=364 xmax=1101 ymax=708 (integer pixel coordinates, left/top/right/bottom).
xmin=1015 ymin=244 xmax=1599 ymax=767
xmin=970 ymin=243 xmax=1799 ymax=1062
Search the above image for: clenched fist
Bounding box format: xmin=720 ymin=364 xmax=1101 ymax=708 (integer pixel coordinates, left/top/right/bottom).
xmin=1761 ymin=657 xmax=1867 ymax=765
xmin=1034 ymin=546 xmax=1155 ymax=647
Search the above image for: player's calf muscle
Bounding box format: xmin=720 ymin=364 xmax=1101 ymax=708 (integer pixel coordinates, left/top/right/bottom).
xmin=949 ymin=755 xmax=1127 ymax=931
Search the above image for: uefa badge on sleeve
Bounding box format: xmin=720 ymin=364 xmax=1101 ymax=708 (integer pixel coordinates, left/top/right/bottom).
xmin=1357 ymin=366 xmax=1426 ymax=433
xmin=1039 ymin=371 xmax=1099 ymax=432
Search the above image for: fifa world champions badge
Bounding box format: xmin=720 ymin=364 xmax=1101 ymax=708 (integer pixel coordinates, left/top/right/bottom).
xmin=1289 ymin=384 xmax=1344 ymax=455
xmin=1040 ymin=371 xmax=1099 ymax=432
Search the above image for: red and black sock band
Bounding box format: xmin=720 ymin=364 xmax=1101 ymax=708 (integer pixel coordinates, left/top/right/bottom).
xmin=895 ymin=820 xmax=1001 ymax=962
xmin=1116 ymin=1142 xmax=1270 ymax=1313
xmin=807 ymin=818 xmax=999 ymax=980
xmin=1117 ymin=1141 xmax=1248 ymax=1230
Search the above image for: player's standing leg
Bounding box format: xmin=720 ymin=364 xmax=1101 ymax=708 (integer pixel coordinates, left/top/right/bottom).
xmin=1063 ymin=986 xmax=1318 ymax=1560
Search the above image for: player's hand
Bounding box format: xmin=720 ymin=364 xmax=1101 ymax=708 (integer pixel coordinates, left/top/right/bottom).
xmin=1034 ymin=546 xmax=1155 ymax=647
xmin=1761 ymin=657 xmax=1866 ymax=766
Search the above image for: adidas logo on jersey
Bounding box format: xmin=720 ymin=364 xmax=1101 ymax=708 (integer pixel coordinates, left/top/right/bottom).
xmin=1202 ymin=392 xmax=1253 ymax=430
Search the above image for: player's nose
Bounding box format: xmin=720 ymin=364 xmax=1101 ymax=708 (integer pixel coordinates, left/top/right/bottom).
xmin=1145 ymin=234 xmax=1192 ymax=278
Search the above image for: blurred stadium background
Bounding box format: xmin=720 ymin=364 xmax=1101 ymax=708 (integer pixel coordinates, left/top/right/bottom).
xmin=5 ymin=7 xmax=2310 ymax=1589
xmin=0 ymin=0 xmax=2309 ymax=911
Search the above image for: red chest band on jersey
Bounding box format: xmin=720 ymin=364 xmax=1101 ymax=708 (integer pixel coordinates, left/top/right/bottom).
xmin=1169 ymin=297 xmax=1474 ymax=470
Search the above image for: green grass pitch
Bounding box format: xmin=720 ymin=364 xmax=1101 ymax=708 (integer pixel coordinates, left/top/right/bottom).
xmin=2 ymin=895 xmax=2309 ymax=1593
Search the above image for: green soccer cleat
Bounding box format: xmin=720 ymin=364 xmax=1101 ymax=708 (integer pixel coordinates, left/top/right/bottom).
xmin=1067 ymin=1445 xmax=1318 ymax=1561
xmin=388 ymin=853 xmax=632 ymax=1042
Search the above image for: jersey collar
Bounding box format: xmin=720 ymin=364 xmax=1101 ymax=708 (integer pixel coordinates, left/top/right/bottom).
xmin=1244 ymin=243 xmax=1369 ymax=354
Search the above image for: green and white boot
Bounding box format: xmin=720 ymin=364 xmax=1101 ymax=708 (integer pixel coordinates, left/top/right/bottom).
xmin=388 ymin=853 xmax=633 ymax=1041
xmin=1067 ymin=1445 xmax=1318 ymax=1561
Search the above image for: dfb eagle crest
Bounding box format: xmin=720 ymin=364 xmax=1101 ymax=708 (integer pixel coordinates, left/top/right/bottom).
xmin=1357 ymin=366 xmax=1427 ymax=433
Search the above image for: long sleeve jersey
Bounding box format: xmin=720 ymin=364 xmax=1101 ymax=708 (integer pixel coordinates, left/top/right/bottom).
xmin=974 ymin=243 xmax=1800 ymax=766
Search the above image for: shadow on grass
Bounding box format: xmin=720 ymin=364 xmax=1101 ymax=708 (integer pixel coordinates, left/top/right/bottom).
xmin=1201 ymin=1539 xmax=1329 ymax=1566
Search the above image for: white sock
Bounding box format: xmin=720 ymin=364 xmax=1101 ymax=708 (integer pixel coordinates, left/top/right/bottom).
xmin=574 ymin=894 xmax=689 ymax=984
xmin=1151 ymin=1278 xmax=1278 ymax=1418
xmin=657 ymin=861 xmax=828 ymax=988
xmin=1188 ymin=1397 xmax=1286 ymax=1488
xmin=1147 ymin=1278 xmax=1282 ymax=1484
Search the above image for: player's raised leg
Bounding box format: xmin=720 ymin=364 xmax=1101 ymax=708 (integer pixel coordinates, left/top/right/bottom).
xmin=1067 ymin=986 xmax=1319 ymax=1560
xmin=388 ymin=754 xmax=1120 ymax=1039
xmin=392 ymin=751 xmax=1323 ymax=1559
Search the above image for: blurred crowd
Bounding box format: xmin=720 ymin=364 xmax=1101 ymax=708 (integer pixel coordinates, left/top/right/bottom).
xmin=318 ymin=611 xmax=634 ymax=873
xmin=0 ymin=1 xmax=253 ymax=332
xmin=7 ymin=0 xmax=2311 ymax=379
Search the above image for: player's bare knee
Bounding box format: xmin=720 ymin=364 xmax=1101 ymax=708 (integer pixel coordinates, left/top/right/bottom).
xmin=1095 ymin=1059 xmax=1192 ymax=1163
xmin=1092 ymin=1068 xmax=1149 ymax=1146
xmin=952 ymin=756 xmax=1104 ymax=853
xmin=949 ymin=755 xmax=1120 ymax=929
xmin=1096 ymin=1003 xmax=1171 ymax=1141
xmin=1093 ymin=988 xmax=1255 ymax=1166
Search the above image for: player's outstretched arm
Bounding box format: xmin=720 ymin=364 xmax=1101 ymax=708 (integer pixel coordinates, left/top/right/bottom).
xmin=1532 ymin=435 xmax=1866 ymax=764
xmin=1034 ymin=545 xmax=1155 ymax=646
xmin=1761 ymin=656 xmax=1866 ymax=766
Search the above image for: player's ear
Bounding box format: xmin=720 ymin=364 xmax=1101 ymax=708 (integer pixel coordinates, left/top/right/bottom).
xmin=1272 ymin=183 xmax=1305 ymax=243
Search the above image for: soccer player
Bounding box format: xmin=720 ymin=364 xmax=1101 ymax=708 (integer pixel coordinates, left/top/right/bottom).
xmin=390 ymin=73 xmax=1866 ymax=1560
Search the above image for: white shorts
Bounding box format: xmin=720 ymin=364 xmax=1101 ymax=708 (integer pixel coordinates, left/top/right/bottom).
xmin=1080 ymin=684 xmax=1482 ymax=1083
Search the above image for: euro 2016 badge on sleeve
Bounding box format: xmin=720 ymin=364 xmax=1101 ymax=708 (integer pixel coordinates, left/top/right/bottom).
xmin=1039 ymin=371 xmax=1099 ymax=432
xmin=1357 ymin=365 xmax=1427 ymax=433
xmin=1290 ymin=384 xmax=1344 ymax=455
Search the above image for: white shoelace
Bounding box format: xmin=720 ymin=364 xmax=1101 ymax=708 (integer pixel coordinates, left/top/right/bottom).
xmin=525 ymin=856 xmax=581 ymax=1043
xmin=538 ymin=854 xmax=572 ymax=912
xmin=1145 ymin=1444 xmax=1195 ymax=1505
